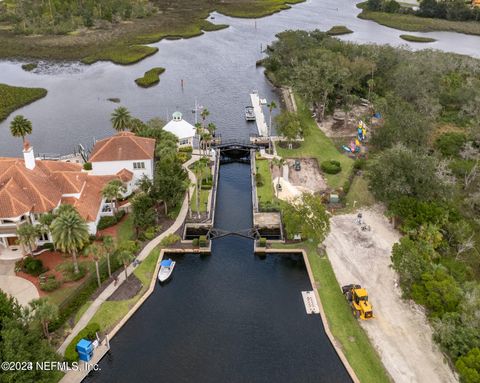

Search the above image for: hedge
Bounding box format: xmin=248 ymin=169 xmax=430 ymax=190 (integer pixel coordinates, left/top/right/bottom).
xmin=321 ymin=160 xmax=342 ymax=174
xmin=199 ymin=235 xmax=208 ymax=248
xmin=64 ymin=322 xmax=101 ymax=364
xmin=97 ymin=210 xmax=125 ymax=230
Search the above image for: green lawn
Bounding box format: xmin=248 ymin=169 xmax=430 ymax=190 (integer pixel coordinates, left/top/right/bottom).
xmin=276 ymin=96 xmax=353 ymax=189
xmin=191 ymin=187 xmax=210 ymax=212
xmin=117 ymin=214 xmax=134 ymax=245
xmin=344 ymin=175 xmax=376 ymax=211
xmin=87 ymin=249 xmax=160 ymax=333
xmin=256 ymin=158 xmax=275 ymax=204
xmin=73 ymin=300 xmax=93 ymax=326
xmin=272 ymin=242 xmax=390 ymax=383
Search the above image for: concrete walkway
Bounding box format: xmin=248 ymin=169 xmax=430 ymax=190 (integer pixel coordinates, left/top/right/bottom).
xmin=57 ymin=156 xmax=198 ymax=355
xmin=0 ymin=275 xmax=39 ymax=306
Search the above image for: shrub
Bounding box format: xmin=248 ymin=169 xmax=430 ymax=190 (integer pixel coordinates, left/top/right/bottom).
xmin=256 ymin=173 xmax=264 ymax=187
xmin=343 ymin=179 xmax=351 ymax=194
xmin=40 ymin=275 xmax=62 ymax=292
xmin=456 ymin=348 xmax=480 ymax=383
xmin=353 ymin=158 xmax=367 ymax=171
xmin=258 ymin=237 xmax=267 ymax=247
xmin=64 ymin=322 xmax=101 ymax=364
xmin=435 ymin=132 xmax=467 ymax=158
xmin=97 ymin=216 xmax=117 ymax=230
xmin=43 ymin=242 xmax=55 ymax=251
xmin=179 ymin=146 xmax=193 ymax=153
xmin=321 ymin=160 xmax=342 ymax=174
xmin=192 ymin=238 xmax=199 ymax=247
xmin=24 ymin=258 xmax=46 ymax=276
xmin=199 ymin=235 xmax=208 ymax=248
xmin=160 ymin=234 xmax=181 ymax=247
xmin=144 ymin=226 xmax=156 ymax=240
xmin=83 ymin=162 xmax=92 ymax=170
xmin=201 ymin=183 xmax=212 ymax=190
xmin=177 ymin=152 xmax=189 ymax=163
xmin=57 ymin=262 xmax=87 ymax=282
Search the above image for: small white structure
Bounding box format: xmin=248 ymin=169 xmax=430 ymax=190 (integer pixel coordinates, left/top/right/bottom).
xmin=89 ymin=132 xmax=155 ymax=184
xmin=163 ymin=111 xmax=197 ymax=148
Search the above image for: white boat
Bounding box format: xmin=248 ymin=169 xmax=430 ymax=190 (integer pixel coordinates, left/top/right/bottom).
xmin=245 ymin=106 xmax=255 ymax=121
xmin=158 ymin=259 xmax=175 ymax=282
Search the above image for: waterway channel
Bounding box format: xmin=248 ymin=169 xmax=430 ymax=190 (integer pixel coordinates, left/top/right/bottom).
xmin=1 ymin=0 xmax=480 ymax=157
xmin=84 ymin=162 xmax=351 ymax=383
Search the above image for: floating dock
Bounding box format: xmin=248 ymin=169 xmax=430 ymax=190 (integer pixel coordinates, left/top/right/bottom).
xmin=250 ymin=91 xmax=269 ymax=137
xmin=302 ymin=291 xmax=320 ymax=314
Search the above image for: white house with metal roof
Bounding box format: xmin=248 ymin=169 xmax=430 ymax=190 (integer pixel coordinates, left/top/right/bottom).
xmin=163 ymin=112 xmax=198 ymax=148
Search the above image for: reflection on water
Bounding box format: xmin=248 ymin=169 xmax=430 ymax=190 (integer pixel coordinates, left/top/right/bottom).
xmin=0 ymin=0 xmax=479 ymax=157
xmin=84 ymin=163 xmax=351 ymax=383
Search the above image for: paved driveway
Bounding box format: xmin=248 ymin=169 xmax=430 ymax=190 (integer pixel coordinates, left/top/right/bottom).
xmin=0 ymin=276 xmax=39 ymax=306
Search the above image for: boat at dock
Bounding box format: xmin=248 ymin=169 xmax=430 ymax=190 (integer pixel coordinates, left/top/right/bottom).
xmin=158 ymin=259 xmax=176 ymax=282
xmin=245 ymin=106 xmax=255 ymax=121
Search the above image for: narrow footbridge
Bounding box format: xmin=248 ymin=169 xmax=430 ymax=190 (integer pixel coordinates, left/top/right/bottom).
xmin=206 ymin=227 xmax=261 ymax=240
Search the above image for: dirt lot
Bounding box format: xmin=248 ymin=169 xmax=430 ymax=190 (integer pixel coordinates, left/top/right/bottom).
xmin=271 ymin=158 xmax=327 ymax=193
xmin=317 ymin=103 xmax=371 ymax=138
xmin=323 ymin=207 xmax=457 ymax=383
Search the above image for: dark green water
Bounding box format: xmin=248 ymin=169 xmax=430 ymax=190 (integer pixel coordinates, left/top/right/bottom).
xmin=84 ymin=163 xmax=351 ymax=383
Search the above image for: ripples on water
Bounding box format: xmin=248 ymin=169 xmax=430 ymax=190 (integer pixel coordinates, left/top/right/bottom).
xmin=0 ymin=0 xmax=479 ymax=156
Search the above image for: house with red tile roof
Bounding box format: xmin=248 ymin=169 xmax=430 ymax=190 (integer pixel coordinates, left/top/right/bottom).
xmin=89 ymin=132 xmax=155 ymax=188
xmin=0 ymin=142 xmax=122 ymax=258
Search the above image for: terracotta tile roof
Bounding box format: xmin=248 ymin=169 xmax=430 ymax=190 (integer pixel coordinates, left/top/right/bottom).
xmin=0 ymin=178 xmax=33 ymax=218
xmin=0 ymin=157 xmax=116 ymax=222
xmin=89 ymin=132 xmax=155 ymax=162
xmin=67 ymin=175 xmax=117 ymax=221
xmin=116 ymin=168 xmax=133 ymax=182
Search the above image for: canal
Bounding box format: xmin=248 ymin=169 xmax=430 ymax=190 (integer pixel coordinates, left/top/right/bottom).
xmin=84 ymin=162 xmax=351 ymax=383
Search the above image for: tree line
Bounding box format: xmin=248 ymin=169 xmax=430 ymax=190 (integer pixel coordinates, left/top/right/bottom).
xmin=265 ymin=30 xmax=480 ymax=382
xmin=0 ymin=0 xmax=157 ymax=35
xmin=366 ymin=0 xmax=480 ymax=22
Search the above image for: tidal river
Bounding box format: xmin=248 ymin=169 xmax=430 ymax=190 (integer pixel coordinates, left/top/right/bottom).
xmin=84 ymin=162 xmax=352 ymax=383
xmin=0 ymin=0 xmax=479 ymax=157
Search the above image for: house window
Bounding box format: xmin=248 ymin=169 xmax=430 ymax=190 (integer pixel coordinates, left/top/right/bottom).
xmin=179 ymin=138 xmax=189 ymax=145
xmin=133 ymin=162 xmax=145 ymax=169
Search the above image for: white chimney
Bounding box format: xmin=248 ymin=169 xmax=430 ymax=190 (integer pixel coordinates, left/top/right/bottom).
xmin=23 ymin=140 xmax=35 ymax=170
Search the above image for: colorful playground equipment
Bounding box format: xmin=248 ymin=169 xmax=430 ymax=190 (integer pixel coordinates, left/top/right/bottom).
xmin=342 ymin=120 xmax=368 ymax=154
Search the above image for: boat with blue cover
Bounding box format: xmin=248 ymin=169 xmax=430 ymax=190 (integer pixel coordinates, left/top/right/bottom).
xmin=158 ymin=258 xmax=176 ymax=282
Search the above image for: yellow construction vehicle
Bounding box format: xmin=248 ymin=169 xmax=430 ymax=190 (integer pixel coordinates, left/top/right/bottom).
xmin=342 ymin=284 xmax=374 ymax=320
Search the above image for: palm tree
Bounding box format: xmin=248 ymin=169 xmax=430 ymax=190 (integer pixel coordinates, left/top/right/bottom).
xmin=272 ymin=157 xmax=286 ymax=197
xmin=207 ymin=122 xmax=216 ymax=137
xmin=267 ymin=101 xmax=277 ymax=152
xmin=110 ymin=107 xmax=132 ymax=132
xmin=17 ymin=223 xmax=39 ymax=256
xmin=51 ymin=210 xmax=89 ymax=274
xmin=102 ymin=236 xmax=115 ymax=278
xmin=117 ymin=250 xmax=133 ymax=280
xmin=102 ymin=180 xmax=125 ymax=214
xmin=30 ymin=298 xmax=58 ymax=341
xmin=84 ymin=243 xmax=104 ymax=287
xmin=267 ymin=101 xmax=277 ymax=133
xmin=194 ymin=122 xmax=203 ymax=152
xmin=10 ymin=115 xmax=32 ymax=144
xmin=200 ymin=108 xmax=210 ymax=129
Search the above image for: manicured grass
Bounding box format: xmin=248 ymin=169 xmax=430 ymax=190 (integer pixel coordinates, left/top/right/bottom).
xmin=21 ymin=62 xmax=37 ymax=71
xmin=271 ymin=242 xmax=390 ymax=383
xmin=256 ymin=158 xmax=275 ymax=204
xmin=357 ymin=3 xmax=480 ymax=35
xmin=88 ymin=249 xmax=160 ymax=333
xmin=73 ymin=300 xmax=93 ymax=326
xmin=82 ymin=45 xmax=159 ymax=65
xmin=0 ymin=83 xmax=47 ymax=122
xmin=49 ymin=284 xmax=80 ymax=306
xmin=344 ymin=175 xmax=375 ymax=211
xmin=191 ymin=186 xmax=210 ymax=213
xmin=135 ymin=67 xmax=165 ymax=88
xmin=275 ymin=96 xmax=353 ymax=189
xmin=400 ymin=34 xmax=436 ymax=43
xmin=117 ymin=214 xmax=134 ymax=244
xmin=326 ymin=25 xmax=353 ymax=36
